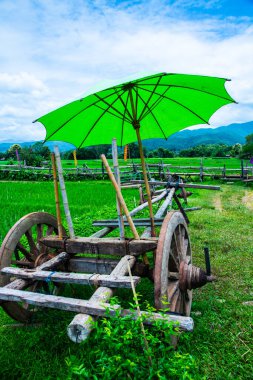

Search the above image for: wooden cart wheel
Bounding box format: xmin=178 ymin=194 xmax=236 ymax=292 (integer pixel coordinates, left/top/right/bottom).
xmin=154 ymin=211 xmax=192 ymax=316
xmin=0 ymin=212 xmax=66 ymax=322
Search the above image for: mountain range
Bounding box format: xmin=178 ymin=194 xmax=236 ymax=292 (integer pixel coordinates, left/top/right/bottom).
xmin=0 ymin=121 xmax=253 ymax=153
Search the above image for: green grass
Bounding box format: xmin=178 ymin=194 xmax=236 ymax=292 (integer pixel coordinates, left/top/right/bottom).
xmin=0 ymin=181 xmax=252 ymax=379
xmin=2 ymin=156 xmax=251 ymax=170
xmin=61 ymin=157 xmax=247 ymax=170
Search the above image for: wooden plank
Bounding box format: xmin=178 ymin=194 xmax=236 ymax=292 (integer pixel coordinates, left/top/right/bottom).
xmin=131 ymin=180 xmax=220 ymax=190
xmin=0 ymin=287 xmax=193 ymax=332
xmin=41 ymin=237 xmax=157 ymax=256
xmin=92 ymin=218 xmax=164 ymax=227
xmin=1 ymin=267 xmax=140 ymax=288
xmin=68 ymin=257 xmax=118 ymax=274
xmin=4 ymin=252 xmax=70 ymax=291
xmin=0 ymin=288 xmax=119 ymax=316
xmin=141 ymin=188 xmax=175 ymax=239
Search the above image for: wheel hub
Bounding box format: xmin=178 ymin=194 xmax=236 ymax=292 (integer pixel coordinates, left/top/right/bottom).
xmin=179 ymin=261 xmax=216 ymax=291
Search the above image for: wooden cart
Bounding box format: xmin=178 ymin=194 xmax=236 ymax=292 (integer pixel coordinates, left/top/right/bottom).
xmin=0 ymin=174 xmax=216 ymax=343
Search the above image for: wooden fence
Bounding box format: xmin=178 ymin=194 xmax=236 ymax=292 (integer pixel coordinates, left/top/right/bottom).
xmin=0 ymin=161 xmax=253 ymax=182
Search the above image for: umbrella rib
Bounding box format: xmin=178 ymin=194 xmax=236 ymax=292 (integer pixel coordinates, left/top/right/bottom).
xmin=136 ymin=83 xmax=235 ymax=103
xmin=137 ymin=86 xmax=210 ymax=124
xmin=137 ymin=76 xmax=162 ymax=121
xmin=77 ymin=95 xmax=124 ymax=148
xmin=120 ymin=91 xmax=130 ymax=147
xmin=42 ymin=91 xmax=121 ymax=141
xmin=94 ymin=92 xmax=129 ymax=120
xmin=138 ymin=85 xmax=171 ymax=121
xmin=94 ymin=103 xmax=131 ymax=123
xmin=112 ymin=87 xmax=133 ymax=122
xmin=132 ymin=87 xmax=167 ymax=140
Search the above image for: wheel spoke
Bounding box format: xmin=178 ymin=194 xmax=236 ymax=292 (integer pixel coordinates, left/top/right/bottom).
xmin=169 ymin=248 xmax=179 ymax=270
xmin=170 ymin=288 xmax=180 ymax=311
xmin=14 ymin=248 xmax=20 ymax=261
xmin=25 ymin=229 xmax=39 ymax=256
xmin=37 ymin=224 xmax=43 ymax=243
xmin=46 ymin=226 xmax=54 ymax=236
xmin=174 ymin=229 xmax=183 ymax=261
xmin=17 ymin=242 xmax=34 ymax=262
xmin=167 ymin=280 xmax=179 ymax=302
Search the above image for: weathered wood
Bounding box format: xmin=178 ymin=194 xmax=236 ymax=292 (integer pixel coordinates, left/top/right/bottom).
xmin=68 ymin=257 xmax=118 ymax=274
xmin=41 ymin=236 xmax=157 ymax=256
xmin=184 ymin=207 xmax=202 ymax=212
xmin=0 ymin=288 xmax=118 ymax=316
xmin=54 ymin=146 xmax=75 ymax=238
xmin=0 ymin=287 xmax=193 ymax=332
xmin=112 ymin=138 xmax=125 ymax=239
xmin=89 ymin=190 xmax=167 ymax=239
xmin=2 ymin=267 xmax=140 ymax=288
xmin=67 ymin=255 xmax=136 ymax=342
xmin=101 ymin=154 xmax=140 ymax=240
xmin=141 ymin=188 xmax=175 ymax=239
xmin=120 ymin=310 xmax=194 ymax=332
xmin=173 ymin=193 xmax=189 ymax=224
xmin=92 ymin=218 xmax=164 ymax=227
xmin=51 ymin=152 xmax=63 ymax=239
xmin=131 ymin=180 xmax=220 ymax=190
xmin=4 ymin=252 xmax=69 ymax=290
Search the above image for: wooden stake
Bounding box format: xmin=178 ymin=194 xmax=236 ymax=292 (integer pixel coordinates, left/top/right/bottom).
xmin=54 ymin=146 xmax=75 ymax=239
xmin=112 ymin=138 xmax=125 ymax=239
xmin=51 ymin=153 xmax=63 ymax=239
xmin=135 ymin=127 xmax=155 ymax=236
xmin=101 ymin=154 xmax=139 ymax=240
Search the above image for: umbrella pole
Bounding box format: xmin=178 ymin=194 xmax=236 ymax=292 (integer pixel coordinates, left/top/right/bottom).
xmin=135 ymin=127 xmax=155 ymax=236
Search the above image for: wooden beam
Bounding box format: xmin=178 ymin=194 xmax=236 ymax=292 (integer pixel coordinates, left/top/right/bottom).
xmin=67 ymin=257 xmax=118 ymax=274
xmin=67 ymin=255 xmax=136 ymax=343
xmin=0 ymin=288 xmax=118 ymax=316
xmin=92 ymin=218 xmax=164 ymax=227
xmin=1 ymin=267 xmax=140 ymax=288
xmin=0 ymin=287 xmax=193 ymax=332
xmin=4 ymin=252 xmax=70 ymax=291
xmin=41 ymin=237 xmax=157 ymax=256
xmin=131 ymin=180 xmax=220 ymax=190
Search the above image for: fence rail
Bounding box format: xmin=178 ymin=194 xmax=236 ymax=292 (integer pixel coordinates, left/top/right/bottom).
xmin=0 ymin=161 xmax=253 ymax=182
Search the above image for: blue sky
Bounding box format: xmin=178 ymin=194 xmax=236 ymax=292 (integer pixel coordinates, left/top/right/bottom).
xmin=0 ymin=0 xmax=253 ymax=142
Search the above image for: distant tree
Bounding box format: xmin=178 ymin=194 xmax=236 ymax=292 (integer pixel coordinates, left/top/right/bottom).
xmin=7 ymin=144 xmax=22 ymax=158
xmin=31 ymin=142 xmax=50 ymax=159
xmin=20 ymin=147 xmax=43 ymax=166
xmin=240 ymin=133 xmax=253 ymax=158
xmin=152 ymin=147 xmax=174 ymax=158
xmin=127 ymin=143 xmax=147 ymax=158
xmin=179 ymin=144 xmax=231 ymax=157
xmin=230 ymin=143 xmax=242 ymax=157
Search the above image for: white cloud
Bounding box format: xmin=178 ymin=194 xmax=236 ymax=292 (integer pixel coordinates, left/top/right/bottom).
xmin=0 ymin=0 xmax=253 ymax=142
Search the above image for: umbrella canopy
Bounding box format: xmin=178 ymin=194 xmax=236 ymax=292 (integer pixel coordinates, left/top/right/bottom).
xmin=35 ymin=72 xmax=236 ymax=236
xmin=35 ymin=72 xmax=236 ymax=148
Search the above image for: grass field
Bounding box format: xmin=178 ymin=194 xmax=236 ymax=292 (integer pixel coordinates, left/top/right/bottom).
xmin=1 ymin=156 xmax=252 ymax=170
xmin=0 ymin=180 xmax=252 ymax=379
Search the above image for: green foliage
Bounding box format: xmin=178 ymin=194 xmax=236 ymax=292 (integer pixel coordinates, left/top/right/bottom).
xmin=240 ymin=133 xmax=253 ymax=158
xmin=149 ymin=147 xmax=174 ymax=158
xmin=65 ymin=305 xmax=196 ymax=379
xmin=179 ymin=144 xmax=231 ymax=157
xmin=7 ymin=144 xmax=22 ymax=158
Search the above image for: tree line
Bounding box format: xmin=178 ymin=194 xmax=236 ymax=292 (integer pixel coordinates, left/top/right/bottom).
xmin=1 ymin=134 xmax=253 ymax=166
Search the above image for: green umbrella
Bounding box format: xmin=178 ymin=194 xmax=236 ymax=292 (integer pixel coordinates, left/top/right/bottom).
xmin=35 ymin=72 xmax=236 ymax=235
